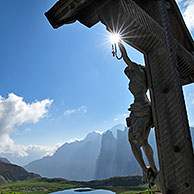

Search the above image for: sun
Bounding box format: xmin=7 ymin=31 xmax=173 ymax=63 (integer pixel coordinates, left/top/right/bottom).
xmin=110 ymin=33 xmax=121 ymax=44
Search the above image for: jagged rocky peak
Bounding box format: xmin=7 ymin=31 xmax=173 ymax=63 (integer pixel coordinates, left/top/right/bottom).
xmin=117 ymin=127 xmax=128 ymax=139
xmin=94 ymin=126 xmax=141 ymax=180
xmin=108 ymin=124 xmax=125 ymax=139
xmin=101 ymin=130 xmax=117 ymax=148
xmin=85 ymin=131 xmax=102 ymax=142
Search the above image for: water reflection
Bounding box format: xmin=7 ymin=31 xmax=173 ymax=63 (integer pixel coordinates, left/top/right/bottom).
xmin=52 ymin=188 xmax=115 ymax=194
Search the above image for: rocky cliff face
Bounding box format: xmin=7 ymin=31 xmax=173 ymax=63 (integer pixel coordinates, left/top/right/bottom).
xmin=94 ymin=128 xmax=141 ymax=179
xmin=114 ymin=128 xmax=141 ymax=175
xmin=94 ymin=130 xmax=117 ymax=179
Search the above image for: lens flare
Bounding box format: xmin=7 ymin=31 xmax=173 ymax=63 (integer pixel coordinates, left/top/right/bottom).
xmin=110 ymin=33 xmax=121 ymax=44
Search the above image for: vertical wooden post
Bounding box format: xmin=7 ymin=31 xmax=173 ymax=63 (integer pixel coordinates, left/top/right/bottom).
xmin=145 ymin=1 xmax=194 ymax=193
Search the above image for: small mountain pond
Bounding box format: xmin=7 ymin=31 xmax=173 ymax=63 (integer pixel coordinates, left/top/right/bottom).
xmin=52 ymin=188 xmax=115 ymax=194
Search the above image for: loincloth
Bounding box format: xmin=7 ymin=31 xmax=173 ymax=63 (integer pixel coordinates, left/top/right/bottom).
xmin=126 ymin=102 xmax=153 ymax=145
xmin=129 ymin=102 xmax=151 ymax=117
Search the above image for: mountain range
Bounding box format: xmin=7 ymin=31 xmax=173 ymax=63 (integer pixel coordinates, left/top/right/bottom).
xmin=25 ymin=129 xmax=102 ymax=180
xmin=24 ymin=124 xmax=160 ymax=181
xmin=24 ymin=125 xmax=194 ymax=181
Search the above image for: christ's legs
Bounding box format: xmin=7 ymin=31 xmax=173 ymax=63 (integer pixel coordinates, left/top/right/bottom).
xmin=129 ymin=138 xmax=148 ymax=182
xmin=142 ymin=141 xmax=158 ymax=173
xmin=128 ymin=116 xmax=157 ymax=183
xmin=130 ymin=140 xmax=147 ymax=171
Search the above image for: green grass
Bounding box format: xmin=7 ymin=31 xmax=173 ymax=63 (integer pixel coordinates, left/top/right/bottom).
xmin=119 ymin=191 xmax=154 ymax=194
xmin=0 ymin=180 xmax=78 ymax=194
xmin=117 ymin=186 xmax=158 ymax=194
xmin=0 ymin=179 xmax=159 ymax=194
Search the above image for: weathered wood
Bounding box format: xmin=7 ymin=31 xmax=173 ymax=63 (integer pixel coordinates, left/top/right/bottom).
xmin=45 ymin=0 xmax=96 ymax=28
xmin=175 ymin=41 xmax=194 ymax=85
xmin=99 ymin=1 xmax=194 ymax=192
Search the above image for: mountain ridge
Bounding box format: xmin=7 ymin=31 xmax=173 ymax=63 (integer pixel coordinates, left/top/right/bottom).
xmin=24 ymin=125 xmax=194 ymax=181
xmin=0 ymin=161 xmax=40 ymax=184
xmin=25 ymin=131 xmax=102 ymax=180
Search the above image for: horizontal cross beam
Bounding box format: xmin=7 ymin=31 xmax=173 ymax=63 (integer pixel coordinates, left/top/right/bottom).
xmin=45 ymin=0 xmax=194 ymax=85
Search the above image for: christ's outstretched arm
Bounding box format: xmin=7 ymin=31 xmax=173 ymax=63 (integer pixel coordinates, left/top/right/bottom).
xmin=118 ymin=42 xmax=139 ymax=71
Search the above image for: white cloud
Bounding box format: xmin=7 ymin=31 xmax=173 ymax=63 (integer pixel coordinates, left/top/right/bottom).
xmin=0 ymin=134 xmax=28 ymax=157
xmin=25 ymin=143 xmax=63 ymax=157
xmin=0 ymin=136 xmax=60 ymax=158
xmin=64 ymin=105 xmax=87 ymax=116
xmin=0 ymin=93 xmax=53 ymax=157
xmin=65 ymin=138 xmax=82 ymax=144
xmin=176 ymin=0 xmax=194 ymax=31
xmin=114 ymin=113 xmax=128 ymax=122
xmin=3 ymin=142 xmax=62 ymax=160
xmin=78 ymin=105 xmax=87 ymax=113
xmin=94 ymin=130 xmax=103 ymax=135
xmin=64 ymin=109 xmax=76 ymax=116
xmin=0 ymin=142 xmax=63 ymax=166
xmin=182 ymin=0 xmax=194 ymax=31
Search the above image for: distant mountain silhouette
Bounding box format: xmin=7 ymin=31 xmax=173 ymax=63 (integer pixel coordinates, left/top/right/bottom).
xmin=25 ymin=131 xmax=102 ymax=180
xmin=25 ymin=125 xmax=194 ymax=181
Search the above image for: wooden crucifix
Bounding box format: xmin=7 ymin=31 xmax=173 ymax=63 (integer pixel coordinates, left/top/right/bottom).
xmin=45 ymin=0 xmax=194 ymax=193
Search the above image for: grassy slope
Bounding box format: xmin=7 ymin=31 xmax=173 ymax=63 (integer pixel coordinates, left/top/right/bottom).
xmin=0 ymin=180 xmax=77 ymax=194
xmin=0 ymin=177 xmax=158 ymax=194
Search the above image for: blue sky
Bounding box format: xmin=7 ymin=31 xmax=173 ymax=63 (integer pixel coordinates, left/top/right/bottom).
xmin=0 ymin=0 xmax=194 ymax=165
